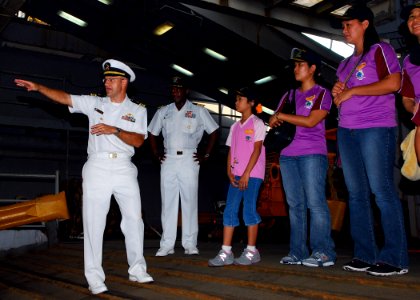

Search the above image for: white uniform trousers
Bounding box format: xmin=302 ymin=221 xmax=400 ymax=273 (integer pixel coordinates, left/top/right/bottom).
xmin=160 ymin=152 xmax=200 ymax=249
xmin=82 ymin=156 xmax=147 ymax=288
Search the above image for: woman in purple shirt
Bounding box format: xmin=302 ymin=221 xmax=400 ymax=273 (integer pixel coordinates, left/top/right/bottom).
xmin=269 ymin=48 xmax=335 ymax=267
xmin=400 ymin=3 xmax=420 ymax=163
xmin=332 ymin=4 xmax=408 ymax=276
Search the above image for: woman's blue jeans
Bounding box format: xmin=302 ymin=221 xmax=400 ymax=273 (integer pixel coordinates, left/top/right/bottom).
xmin=338 ymin=127 xmax=408 ymax=268
xmin=280 ymin=154 xmax=336 ymax=260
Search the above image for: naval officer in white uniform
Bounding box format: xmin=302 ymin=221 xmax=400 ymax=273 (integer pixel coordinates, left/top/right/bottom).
xmin=148 ymin=76 xmax=219 ymax=256
xmin=15 ymin=59 xmax=153 ymax=295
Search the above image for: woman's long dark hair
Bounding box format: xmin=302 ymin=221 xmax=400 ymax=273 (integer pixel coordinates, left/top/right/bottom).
xmin=362 ymin=19 xmax=380 ymax=54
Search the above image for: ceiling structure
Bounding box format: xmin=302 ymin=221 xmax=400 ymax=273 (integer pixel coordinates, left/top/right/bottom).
xmin=0 ymin=0 xmax=410 ymax=166
xmin=1 ymin=1 xmax=407 ymax=110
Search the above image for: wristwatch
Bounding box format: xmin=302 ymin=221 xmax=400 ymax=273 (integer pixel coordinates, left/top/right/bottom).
xmin=204 ymin=153 xmax=210 ymax=159
xmin=114 ymin=127 xmax=122 ymax=136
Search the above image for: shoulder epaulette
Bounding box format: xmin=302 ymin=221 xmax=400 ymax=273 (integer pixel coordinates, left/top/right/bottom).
xmin=130 ymin=99 xmax=146 ymax=107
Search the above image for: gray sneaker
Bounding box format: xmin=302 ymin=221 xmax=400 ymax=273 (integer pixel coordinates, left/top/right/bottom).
xmin=208 ymin=250 xmax=234 ymax=267
xmin=234 ymin=249 xmax=261 ymax=265
xmin=280 ymin=254 xmax=302 ymax=265
xmin=302 ymin=252 xmax=335 ymax=267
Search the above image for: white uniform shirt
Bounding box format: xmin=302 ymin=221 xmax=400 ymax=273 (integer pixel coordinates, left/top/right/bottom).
xmin=148 ymin=100 xmax=218 ymax=150
xmin=69 ymin=95 xmax=148 ymax=156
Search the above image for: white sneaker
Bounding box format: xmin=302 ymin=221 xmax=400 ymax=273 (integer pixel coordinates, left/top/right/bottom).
xmin=184 ymin=247 xmax=199 ymax=255
xmin=156 ymin=248 xmax=175 ymax=256
xmin=88 ymin=283 xmax=108 ymax=295
xmin=129 ymin=272 xmax=154 ymax=283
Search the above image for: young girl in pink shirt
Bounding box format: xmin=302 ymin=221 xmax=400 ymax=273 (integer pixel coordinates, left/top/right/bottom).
xmin=208 ymin=88 xmax=266 ymax=266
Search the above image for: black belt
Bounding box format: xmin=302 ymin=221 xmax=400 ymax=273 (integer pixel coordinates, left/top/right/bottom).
xmin=165 ymin=149 xmax=195 ymax=155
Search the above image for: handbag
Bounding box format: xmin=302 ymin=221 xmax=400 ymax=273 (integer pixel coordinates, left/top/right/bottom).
xmin=264 ymin=89 xmax=296 ymax=153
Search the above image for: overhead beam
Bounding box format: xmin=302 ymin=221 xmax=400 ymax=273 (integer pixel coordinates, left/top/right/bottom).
xmin=180 ymin=0 xmax=343 ymax=40
xmin=182 ymin=3 xmax=341 ymax=87
xmin=0 ymin=0 xmax=26 ymax=33
xmin=182 ymin=4 xmax=342 ymax=64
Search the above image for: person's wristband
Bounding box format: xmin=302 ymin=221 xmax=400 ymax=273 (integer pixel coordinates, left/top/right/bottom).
xmin=114 ymin=127 xmax=122 ymax=136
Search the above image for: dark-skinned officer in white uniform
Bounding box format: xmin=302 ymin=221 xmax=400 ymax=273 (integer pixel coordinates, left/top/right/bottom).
xmin=148 ymin=76 xmax=219 ymax=256
xmin=14 ymin=59 xmax=153 ymax=295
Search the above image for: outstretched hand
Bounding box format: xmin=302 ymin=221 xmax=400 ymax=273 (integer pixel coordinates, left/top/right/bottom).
xmin=15 ymin=79 xmax=38 ymax=92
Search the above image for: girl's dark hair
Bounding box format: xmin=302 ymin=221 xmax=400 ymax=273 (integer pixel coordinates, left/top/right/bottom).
xmin=236 ymin=87 xmax=262 ymax=115
xmin=363 ymin=20 xmax=380 ymax=54
xmin=250 ymin=98 xmax=261 ymax=115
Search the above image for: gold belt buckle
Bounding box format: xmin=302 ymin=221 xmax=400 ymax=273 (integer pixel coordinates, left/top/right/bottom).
xmin=109 ymin=152 xmax=117 ymax=159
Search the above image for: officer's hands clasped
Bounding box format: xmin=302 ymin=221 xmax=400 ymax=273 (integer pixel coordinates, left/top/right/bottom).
xmin=153 ymin=151 xmax=166 ymax=164
xmin=193 ymin=152 xmax=210 ymax=165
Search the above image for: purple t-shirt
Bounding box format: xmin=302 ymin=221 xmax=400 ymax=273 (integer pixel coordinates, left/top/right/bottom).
xmin=336 ymin=42 xmax=400 ymax=129
xmin=276 ymin=84 xmax=332 ymax=156
xmin=226 ymin=114 xmax=266 ymax=180
xmin=401 ymin=55 xmax=420 ymax=103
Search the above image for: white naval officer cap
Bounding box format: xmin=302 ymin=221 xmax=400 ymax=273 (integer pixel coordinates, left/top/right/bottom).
xmin=102 ymin=59 xmax=136 ymax=82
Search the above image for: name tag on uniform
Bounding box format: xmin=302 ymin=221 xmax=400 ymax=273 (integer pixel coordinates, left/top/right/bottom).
xmin=94 ymin=108 xmax=104 ymax=114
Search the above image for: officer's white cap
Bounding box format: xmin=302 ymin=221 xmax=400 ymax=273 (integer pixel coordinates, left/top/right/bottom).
xmin=102 ymin=59 xmax=136 ymax=82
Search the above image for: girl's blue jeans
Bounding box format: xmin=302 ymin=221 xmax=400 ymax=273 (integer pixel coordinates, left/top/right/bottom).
xmin=223 ymin=176 xmax=262 ymax=227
